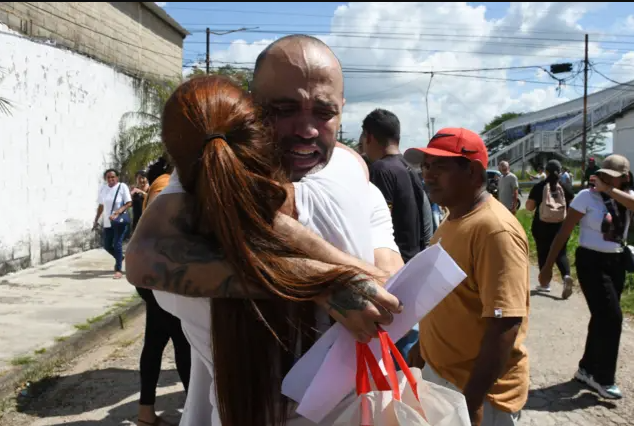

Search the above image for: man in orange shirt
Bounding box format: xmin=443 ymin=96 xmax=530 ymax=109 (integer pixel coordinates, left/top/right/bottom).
xmin=405 ymin=129 xmax=529 ymax=426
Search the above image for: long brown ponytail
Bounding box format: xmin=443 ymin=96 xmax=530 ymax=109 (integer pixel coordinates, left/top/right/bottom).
xmin=162 ymin=76 xmax=366 ymax=426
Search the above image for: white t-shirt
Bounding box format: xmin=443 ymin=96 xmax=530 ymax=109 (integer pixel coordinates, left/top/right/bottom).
xmin=154 ymin=147 xmax=399 ymax=426
xmin=97 ymin=183 xmax=132 ymax=228
xmin=570 ymin=189 xmax=632 ymax=253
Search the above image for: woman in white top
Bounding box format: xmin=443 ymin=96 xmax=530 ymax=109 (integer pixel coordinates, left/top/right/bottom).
xmin=152 ymin=75 xmax=402 ymax=426
xmin=93 ymin=169 xmax=132 ymax=279
xmin=539 ymin=154 xmax=633 ymax=400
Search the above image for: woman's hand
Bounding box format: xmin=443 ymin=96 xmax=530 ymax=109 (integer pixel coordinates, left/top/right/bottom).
xmin=109 ymin=212 xmax=120 ymax=222
xmin=593 ymin=176 xmax=611 ymax=193
xmin=316 ymin=275 xmax=403 ymax=343
xmin=538 ymin=267 xmax=552 ymax=288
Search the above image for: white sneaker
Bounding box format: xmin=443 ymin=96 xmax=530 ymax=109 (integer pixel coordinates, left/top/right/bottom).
xmin=535 ymin=286 xmax=551 ymax=293
xmin=575 ymin=368 xmax=623 ymax=399
xmin=574 ymin=368 xmax=593 ymax=385
xmin=562 ymin=276 xmax=574 ymax=300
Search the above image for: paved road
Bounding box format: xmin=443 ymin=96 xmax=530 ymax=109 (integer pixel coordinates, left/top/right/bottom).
xmin=0 ymin=249 xmax=137 ymax=373
xmin=1 ymin=266 xmax=633 ymax=425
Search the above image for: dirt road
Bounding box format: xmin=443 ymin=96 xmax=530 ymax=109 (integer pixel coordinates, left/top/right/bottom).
xmin=1 ymin=266 xmax=634 ymax=425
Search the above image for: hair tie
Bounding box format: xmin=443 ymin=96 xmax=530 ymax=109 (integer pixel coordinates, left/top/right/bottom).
xmin=205 ymin=133 xmax=228 ymax=144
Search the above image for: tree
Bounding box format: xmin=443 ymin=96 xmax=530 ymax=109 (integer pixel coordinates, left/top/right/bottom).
xmin=574 ymin=124 xmax=609 ymax=154
xmin=481 ymin=112 xmax=524 ymax=135
xmin=340 ymin=138 xmax=358 ymax=149
xmin=186 ymin=64 xmax=252 ymax=91
xmin=110 ymin=79 xmax=178 ymax=181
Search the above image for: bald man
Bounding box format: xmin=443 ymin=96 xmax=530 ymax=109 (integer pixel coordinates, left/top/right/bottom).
xmin=498 ymin=161 xmax=519 ymax=215
xmin=126 ymin=35 xmax=404 ymax=425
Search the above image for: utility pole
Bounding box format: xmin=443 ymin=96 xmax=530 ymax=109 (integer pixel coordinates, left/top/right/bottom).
xmin=339 ymin=124 xmax=344 ymax=142
xmin=430 ymin=117 xmax=436 ymax=136
xmin=581 ymin=34 xmax=589 ymax=174
xmin=425 ymin=73 xmax=434 ymax=141
xmin=205 ymin=27 xmax=255 ymax=75
xmin=206 ymin=27 xmax=210 ymax=75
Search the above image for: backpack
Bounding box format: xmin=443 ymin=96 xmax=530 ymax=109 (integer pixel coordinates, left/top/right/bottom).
xmin=539 ymin=183 xmax=566 ymax=223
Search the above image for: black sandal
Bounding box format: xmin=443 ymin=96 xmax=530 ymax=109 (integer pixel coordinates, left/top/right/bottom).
xmin=137 ymin=417 xmax=174 ymax=426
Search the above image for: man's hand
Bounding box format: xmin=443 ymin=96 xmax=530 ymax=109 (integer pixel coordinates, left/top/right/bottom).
xmin=463 ymin=317 xmax=522 ymax=426
xmin=538 ymin=267 xmax=552 ymax=288
xmin=315 ymin=276 xmax=402 ymax=343
xmin=109 ymin=212 xmax=119 ymax=222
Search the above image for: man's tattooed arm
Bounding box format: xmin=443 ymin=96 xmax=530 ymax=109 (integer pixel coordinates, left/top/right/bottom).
xmin=126 ymin=194 xmax=269 ymax=298
xmin=125 ymin=193 xmax=392 ymax=314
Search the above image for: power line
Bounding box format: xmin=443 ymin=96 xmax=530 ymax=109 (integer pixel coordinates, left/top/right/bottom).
xmin=591 ymin=65 xmax=634 ymax=88
xmin=185 ymin=61 xmax=634 ymax=93
xmin=165 ymin=5 xmax=634 ymax=38
xmin=186 ymin=27 xmax=634 ymax=48
xmin=186 ymin=30 xmax=634 ymax=55
xmin=188 ymin=40 xmax=594 ymax=60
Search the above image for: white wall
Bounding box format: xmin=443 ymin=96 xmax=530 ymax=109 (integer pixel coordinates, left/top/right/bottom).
xmin=0 ymin=25 xmax=139 ymax=273
xmin=613 ymin=109 xmax=634 ymax=169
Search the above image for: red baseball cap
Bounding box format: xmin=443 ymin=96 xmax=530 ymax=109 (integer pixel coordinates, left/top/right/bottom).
xmin=404 ymin=128 xmax=489 ymax=166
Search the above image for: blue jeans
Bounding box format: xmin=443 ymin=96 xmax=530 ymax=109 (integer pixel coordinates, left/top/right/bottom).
xmin=394 ymin=324 xmax=419 ymax=370
xmin=103 ymin=224 xmax=127 ymax=272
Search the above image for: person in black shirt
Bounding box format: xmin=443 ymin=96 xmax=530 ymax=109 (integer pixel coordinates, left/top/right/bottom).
xmin=582 ymin=157 xmax=601 ymax=188
xmin=361 ymin=108 xmax=432 ymax=367
xmin=526 ymin=160 xmax=575 ymax=299
xmin=130 ymin=170 xmax=149 ymax=234
xmin=361 ymin=108 xmax=433 ymax=263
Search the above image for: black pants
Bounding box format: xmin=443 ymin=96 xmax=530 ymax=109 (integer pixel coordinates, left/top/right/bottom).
xmin=533 ymin=223 xmax=571 ymax=279
xmin=575 ymin=247 xmax=625 ymax=386
xmin=138 ymin=288 xmax=191 ymax=405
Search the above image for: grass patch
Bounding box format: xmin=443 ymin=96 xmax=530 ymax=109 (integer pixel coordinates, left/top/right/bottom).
xmin=54 ymin=336 xmax=68 ymax=343
xmin=118 ymin=337 xmax=137 ymax=348
xmin=86 ymin=313 xmax=107 ymax=324
xmin=73 ymin=323 xmax=90 ymax=331
xmin=114 ymin=293 xmax=140 ymax=309
xmin=33 ymin=348 xmax=46 ymax=355
xmin=10 ymin=356 xmax=34 ymax=367
xmin=516 ymin=209 xmax=634 ymax=315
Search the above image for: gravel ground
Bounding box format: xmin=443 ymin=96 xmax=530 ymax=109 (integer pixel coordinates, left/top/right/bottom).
xmin=1 ymin=265 xmax=633 ymax=426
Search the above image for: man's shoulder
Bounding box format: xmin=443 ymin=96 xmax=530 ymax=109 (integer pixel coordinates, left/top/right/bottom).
xmin=371 ymin=156 xmax=410 ymax=176
xmin=471 ymin=199 xmax=528 ymax=242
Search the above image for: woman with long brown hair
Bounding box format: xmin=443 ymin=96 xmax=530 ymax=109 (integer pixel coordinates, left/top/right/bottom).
xmin=155 ymin=75 xmax=400 ymax=425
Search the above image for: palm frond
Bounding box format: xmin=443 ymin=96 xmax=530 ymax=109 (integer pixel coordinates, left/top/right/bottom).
xmin=119 ymin=111 xmax=160 ymax=130
xmin=0 ymin=97 xmax=13 ymax=116
xmin=0 ymin=67 xmax=13 ymax=116
xmin=122 ymin=142 xmax=164 ymax=179
xmin=111 ymin=78 xmax=179 ymax=181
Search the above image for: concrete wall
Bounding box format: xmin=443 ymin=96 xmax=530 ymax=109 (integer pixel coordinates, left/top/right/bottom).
xmin=613 ymin=109 xmax=634 ymax=168
xmin=0 ymin=24 xmax=140 ymax=276
xmin=0 ymin=2 xmax=184 ymax=80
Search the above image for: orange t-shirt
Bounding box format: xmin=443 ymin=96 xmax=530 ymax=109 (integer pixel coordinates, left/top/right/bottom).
xmin=142 ymin=173 xmax=171 ymax=211
xmin=419 ymin=196 xmax=530 ymax=413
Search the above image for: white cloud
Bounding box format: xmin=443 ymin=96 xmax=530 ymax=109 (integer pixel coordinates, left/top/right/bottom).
xmin=155 ymin=2 xmax=167 ymax=7
xmin=199 ymin=2 xmax=617 ymax=149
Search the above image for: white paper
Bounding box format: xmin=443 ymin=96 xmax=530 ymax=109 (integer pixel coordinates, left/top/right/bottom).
xmin=281 ymin=243 xmax=466 ymax=424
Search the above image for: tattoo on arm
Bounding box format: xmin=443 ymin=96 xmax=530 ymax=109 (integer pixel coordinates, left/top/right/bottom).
xmin=326 ymin=280 xmax=377 ymax=318
xmin=155 ymin=236 xmax=225 ymax=264
xmin=139 ymin=204 xmax=269 ymax=298
xmin=142 ymin=262 xmax=206 ymax=297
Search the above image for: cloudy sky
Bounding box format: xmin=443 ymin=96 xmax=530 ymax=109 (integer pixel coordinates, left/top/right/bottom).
xmin=158 ymin=2 xmax=634 ymax=152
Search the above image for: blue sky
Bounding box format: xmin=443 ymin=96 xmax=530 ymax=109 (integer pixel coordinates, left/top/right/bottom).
xmin=158 ymin=2 xmax=634 ymax=152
